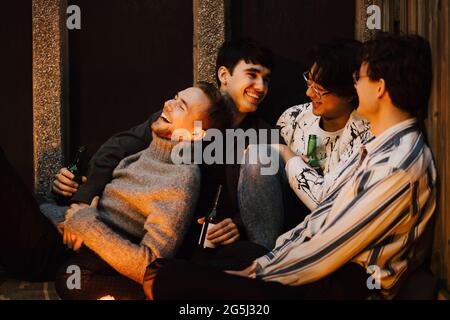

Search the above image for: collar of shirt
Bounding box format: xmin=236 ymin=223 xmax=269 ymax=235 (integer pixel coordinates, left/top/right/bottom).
xmin=364 ymin=118 xmax=417 ymax=155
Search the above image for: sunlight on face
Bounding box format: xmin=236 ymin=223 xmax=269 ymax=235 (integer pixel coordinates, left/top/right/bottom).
xmin=151 ymin=87 xmax=211 ymax=140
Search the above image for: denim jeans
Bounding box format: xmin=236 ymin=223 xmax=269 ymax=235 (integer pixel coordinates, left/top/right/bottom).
xmin=238 ymin=145 xmax=309 ymax=249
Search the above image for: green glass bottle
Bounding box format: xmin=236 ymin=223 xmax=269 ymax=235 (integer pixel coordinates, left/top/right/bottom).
xmin=55 ymin=145 xmax=87 ymax=205
xmin=67 ymin=146 xmax=87 ymax=184
xmin=307 ymin=134 xmax=320 ymax=169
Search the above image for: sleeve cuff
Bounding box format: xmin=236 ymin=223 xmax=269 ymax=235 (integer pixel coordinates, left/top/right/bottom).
xmin=254 ymin=258 xmax=269 ymax=278
xmin=285 ymin=156 xmax=309 ymax=180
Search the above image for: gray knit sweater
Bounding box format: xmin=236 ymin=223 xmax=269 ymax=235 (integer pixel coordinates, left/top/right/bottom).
xmin=63 ymin=133 xmax=201 ymax=284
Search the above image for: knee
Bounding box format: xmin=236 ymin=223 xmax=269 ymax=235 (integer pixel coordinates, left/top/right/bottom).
xmin=242 ymin=145 xmax=281 ymax=177
xmin=241 ymin=146 xmax=268 ymax=179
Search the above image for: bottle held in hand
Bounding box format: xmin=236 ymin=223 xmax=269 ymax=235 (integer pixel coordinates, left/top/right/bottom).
xmin=67 ymin=146 xmax=87 ymax=184
xmin=54 ymin=145 xmax=88 ymax=205
xmin=199 ymin=185 xmax=222 ymax=249
xmin=306 ymin=134 xmax=320 ymax=170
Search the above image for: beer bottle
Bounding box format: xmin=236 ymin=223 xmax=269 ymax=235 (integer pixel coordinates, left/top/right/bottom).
xmin=54 ymin=145 xmax=87 ymax=205
xmin=307 ymin=134 xmax=320 ymax=169
xmin=199 ymin=185 xmax=222 ymax=249
xmin=67 ymin=145 xmax=87 ymax=184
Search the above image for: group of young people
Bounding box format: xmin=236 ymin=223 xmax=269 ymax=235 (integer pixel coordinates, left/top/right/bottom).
xmin=0 ymin=31 xmax=436 ymax=300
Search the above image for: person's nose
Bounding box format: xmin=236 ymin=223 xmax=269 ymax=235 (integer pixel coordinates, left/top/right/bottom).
xmin=253 ymin=76 xmax=266 ymax=92
xmin=164 ymin=100 xmax=174 ymax=112
xmin=306 ymin=86 xmax=316 ymax=100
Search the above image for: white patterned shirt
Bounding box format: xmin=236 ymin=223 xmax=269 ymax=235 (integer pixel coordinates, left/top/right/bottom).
xmin=277 ymin=102 xmax=372 ymax=210
xmin=277 ymin=103 xmax=344 ymax=171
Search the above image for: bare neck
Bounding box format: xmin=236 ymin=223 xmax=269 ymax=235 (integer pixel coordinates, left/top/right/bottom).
xmin=320 ymin=112 xmax=352 ymax=132
xmin=368 ymin=103 xmax=412 ymax=136
xmin=220 ymin=86 xmax=248 ymax=128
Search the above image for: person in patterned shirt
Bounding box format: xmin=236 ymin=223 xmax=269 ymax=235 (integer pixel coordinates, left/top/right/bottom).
xmin=239 ymin=40 xmax=372 ymax=249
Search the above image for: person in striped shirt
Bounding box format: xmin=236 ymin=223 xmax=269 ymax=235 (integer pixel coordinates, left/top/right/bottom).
xmin=147 ymin=33 xmax=437 ymax=300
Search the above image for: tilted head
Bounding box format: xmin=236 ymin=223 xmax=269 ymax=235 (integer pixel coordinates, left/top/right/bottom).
xmin=215 ymin=39 xmax=274 ymax=113
xmin=304 ymin=39 xmax=362 ymax=121
xmin=151 ymin=81 xmax=231 ymax=140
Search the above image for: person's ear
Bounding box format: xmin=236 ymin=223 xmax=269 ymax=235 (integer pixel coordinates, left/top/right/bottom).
xmin=218 ymin=66 xmax=230 ymax=86
xmin=377 ymin=79 xmax=386 ymax=99
xmin=191 ymin=128 xmax=206 ymax=141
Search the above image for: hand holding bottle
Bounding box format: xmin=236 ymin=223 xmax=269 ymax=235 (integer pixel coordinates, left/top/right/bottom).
xmin=52 ymin=167 xmax=87 ymax=197
xmin=53 ymin=146 xmax=88 ymax=198
xmin=198 ymin=185 xmax=241 ymax=248
xmin=197 ymin=217 xmax=240 ymax=246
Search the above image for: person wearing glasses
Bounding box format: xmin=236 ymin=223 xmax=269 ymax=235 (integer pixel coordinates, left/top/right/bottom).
xmin=147 ymin=32 xmax=436 ymax=301
xmin=238 ymin=40 xmax=372 ymax=249
xmin=276 ymin=40 xmax=372 ymax=194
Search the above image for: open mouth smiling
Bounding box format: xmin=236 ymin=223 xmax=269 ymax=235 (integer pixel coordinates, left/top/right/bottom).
xmin=161 ymin=112 xmax=171 ymax=123
xmin=245 ymin=91 xmax=263 ymax=103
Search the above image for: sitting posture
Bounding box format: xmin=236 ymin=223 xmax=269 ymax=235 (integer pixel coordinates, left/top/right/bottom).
xmin=239 ymin=40 xmax=372 ymax=249
xmin=52 ymin=39 xmax=274 ymax=250
xmin=148 ymin=33 xmax=437 ymax=300
xmin=0 ymin=82 xmax=229 ymax=300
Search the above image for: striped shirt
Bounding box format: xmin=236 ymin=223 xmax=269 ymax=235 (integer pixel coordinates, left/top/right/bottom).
xmin=255 ymin=118 xmax=437 ymax=298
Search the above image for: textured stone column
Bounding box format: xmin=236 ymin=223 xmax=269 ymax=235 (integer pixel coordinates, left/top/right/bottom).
xmin=193 ymin=0 xmax=226 ymax=84
xmin=355 ymin=0 xmax=385 ymax=41
xmin=32 ymin=0 xmax=68 ymax=193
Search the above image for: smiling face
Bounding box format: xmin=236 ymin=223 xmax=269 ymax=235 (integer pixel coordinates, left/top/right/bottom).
xmin=306 ymin=64 xmax=354 ymax=122
xmin=218 ymin=60 xmax=271 ymax=113
xmin=151 ymin=87 xmax=212 ymax=140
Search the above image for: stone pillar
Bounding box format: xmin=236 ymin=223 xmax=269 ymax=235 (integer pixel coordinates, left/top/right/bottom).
xmin=32 ymin=0 xmax=68 ymax=193
xmin=193 ymin=0 xmax=226 ymax=84
xmin=355 ymin=0 xmax=385 ymax=41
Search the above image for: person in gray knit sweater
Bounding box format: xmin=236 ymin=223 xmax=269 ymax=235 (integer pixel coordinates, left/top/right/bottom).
xmin=0 ymin=81 xmax=229 ymax=300
xmin=62 ymin=131 xmax=200 ymax=285
xmin=58 ymin=82 xmax=231 ymax=299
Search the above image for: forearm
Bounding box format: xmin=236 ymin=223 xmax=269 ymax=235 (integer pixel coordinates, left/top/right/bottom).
xmin=255 ymin=169 xmax=414 ymax=286
xmin=285 ymin=157 xmax=324 ymax=210
xmin=64 ymin=208 xmax=152 ymax=284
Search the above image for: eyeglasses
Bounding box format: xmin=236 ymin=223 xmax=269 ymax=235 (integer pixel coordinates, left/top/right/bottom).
xmin=302 ymin=71 xmax=331 ymax=99
xmin=352 ymin=71 xmax=369 ymax=84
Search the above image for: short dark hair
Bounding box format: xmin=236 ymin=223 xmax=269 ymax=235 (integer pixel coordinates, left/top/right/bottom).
xmin=309 ymin=39 xmax=362 ymax=108
xmin=195 ymin=81 xmax=232 ymax=131
xmin=215 ymin=39 xmax=275 ymax=86
xmin=360 ymin=32 xmax=432 ymax=120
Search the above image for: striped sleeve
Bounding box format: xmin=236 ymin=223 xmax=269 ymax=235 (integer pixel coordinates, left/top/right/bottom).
xmin=255 ymin=166 xmax=412 ymax=286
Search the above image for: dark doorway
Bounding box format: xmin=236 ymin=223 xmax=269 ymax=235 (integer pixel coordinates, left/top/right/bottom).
xmin=229 ymin=0 xmax=356 ymax=126
xmin=0 ymin=1 xmax=33 ymax=189
xmin=67 ymin=0 xmax=193 ymax=161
